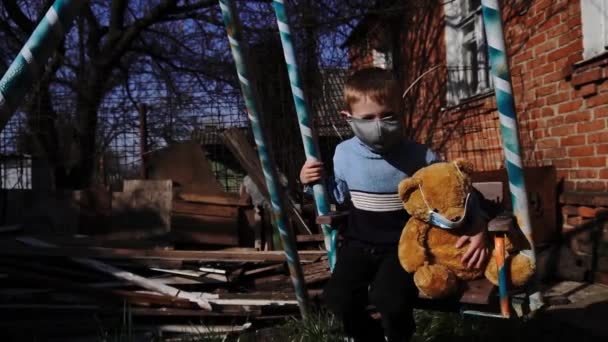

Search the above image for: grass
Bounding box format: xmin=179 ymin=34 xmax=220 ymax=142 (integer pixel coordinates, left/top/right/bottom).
xmin=76 ymin=303 xmax=601 ymax=341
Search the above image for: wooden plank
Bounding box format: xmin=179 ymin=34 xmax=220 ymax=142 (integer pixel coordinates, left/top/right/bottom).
xmin=0 ymin=265 xmax=194 ymax=308
xmin=164 ymin=291 xmax=300 ymax=307
xmin=146 ymin=323 xmax=252 ymax=335
xmin=171 ymin=213 xmax=240 ymax=245
xmin=150 ymin=268 xmax=227 ymax=283
xmin=221 ymin=129 xmax=312 ymax=235
xmin=243 ymin=264 xmax=284 ymax=277
xmin=415 ymin=278 xmax=495 ymax=305
xmin=296 ymin=234 xmax=324 ymax=243
xmin=459 ymin=279 xmax=496 ymax=305
xmin=172 ymin=200 xmax=239 ymax=218
xmin=5 ymin=241 xmax=326 ymax=263
xmin=179 ymin=193 xmax=250 ymax=207
xmin=13 ymin=234 xmax=175 ymax=249
xmin=90 ymin=276 xmax=205 ymax=288
xmin=18 ymin=237 xmax=212 ymax=310
xmin=221 ymin=128 xmax=268 ymax=199
xmin=129 ymin=306 xmax=262 ymax=317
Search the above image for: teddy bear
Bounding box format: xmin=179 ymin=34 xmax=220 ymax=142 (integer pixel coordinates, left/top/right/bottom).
xmin=397 ymin=159 xmax=535 ymax=299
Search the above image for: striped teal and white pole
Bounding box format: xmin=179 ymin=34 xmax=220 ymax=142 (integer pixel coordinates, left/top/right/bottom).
xmin=219 ymin=0 xmax=310 ymax=319
xmin=0 ymin=0 xmax=84 ymax=131
xmin=481 ymin=0 xmax=542 ymax=311
xmin=272 ymin=0 xmax=337 ymax=270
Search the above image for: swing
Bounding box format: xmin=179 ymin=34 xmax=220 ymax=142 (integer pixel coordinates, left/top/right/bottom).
xmin=219 ymin=0 xmax=543 ymax=319
xmin=0 ymin=0 xmax=541 ymax=322
xmin=315 ymin=0 xmax=543 ymax=319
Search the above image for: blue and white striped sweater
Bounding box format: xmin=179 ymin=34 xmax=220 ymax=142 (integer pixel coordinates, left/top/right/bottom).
xmin=330 ymin=137 xmax=440 ymax=244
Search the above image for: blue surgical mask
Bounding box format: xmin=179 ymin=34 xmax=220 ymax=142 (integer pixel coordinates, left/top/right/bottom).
xmin=345 ymin=114 xmax=403 ymax=153
xmin=418 ymin=184 xmax=471 ymax=230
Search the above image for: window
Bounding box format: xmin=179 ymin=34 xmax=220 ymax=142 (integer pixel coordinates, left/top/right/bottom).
xmin=444 ymin=0 xmax=492 ymax=105
xmin=581 ymin=0 xmax=608 ymax=59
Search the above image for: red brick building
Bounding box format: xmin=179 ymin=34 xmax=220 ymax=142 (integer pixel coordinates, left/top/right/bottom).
xmin=346 ymin=0 xmax=607 ymax=276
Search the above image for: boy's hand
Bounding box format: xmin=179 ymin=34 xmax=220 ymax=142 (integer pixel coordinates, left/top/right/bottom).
xmin=300 ymin=161 xmax=324 ymax=185
xmin=454 ymin=216 xmax=490 ymax=269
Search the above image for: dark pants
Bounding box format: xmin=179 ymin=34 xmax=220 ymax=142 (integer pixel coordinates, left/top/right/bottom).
xmin=323 ymin=239 xmax=418 ymax=342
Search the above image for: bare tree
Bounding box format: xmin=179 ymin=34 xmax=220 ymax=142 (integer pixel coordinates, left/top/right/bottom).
xmin=0 ymin=0 xmax=377 ymax=189
xmin=0 ymin=0 xmax=234 ymax=188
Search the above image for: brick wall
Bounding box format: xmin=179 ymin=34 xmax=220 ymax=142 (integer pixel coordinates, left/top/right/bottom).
xmin=508 ymin=0 xmax=608 ymax=193
xmin=347 ymin=0 xmax=608 ymax=279
xmin=349 ymin=0 xmax=608 ymax=191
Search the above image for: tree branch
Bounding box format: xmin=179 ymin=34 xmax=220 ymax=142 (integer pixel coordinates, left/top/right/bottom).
xmin=1 ymin=0 xmax=34 ymax=33
xmin=109 ymin=0 xmax=127 ymax=37
xmin=103 ymin=0 xmax=218 ymax=67
xmin=83 ymin=4 xmax=104 ymax=57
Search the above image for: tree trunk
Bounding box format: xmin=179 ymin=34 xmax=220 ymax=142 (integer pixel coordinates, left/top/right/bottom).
xmin=70 ymin=71 xmax=104 ymax=189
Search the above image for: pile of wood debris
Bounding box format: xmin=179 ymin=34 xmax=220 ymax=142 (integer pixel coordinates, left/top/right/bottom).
xmin=0 ymin=129 xmax=332 ymax=340
xmin=0 ymin=230 xmax=330 ymax=340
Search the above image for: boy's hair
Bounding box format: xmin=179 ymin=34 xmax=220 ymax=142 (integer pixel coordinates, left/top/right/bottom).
xmin=344 ymin=67 xmax=400 ymax=112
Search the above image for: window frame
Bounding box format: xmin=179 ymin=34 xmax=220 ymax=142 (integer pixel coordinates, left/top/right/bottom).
xmin=581 ymin=0 xmax=608 ymax=60
xmin=444 ymin=0 xmax=493 ymax=105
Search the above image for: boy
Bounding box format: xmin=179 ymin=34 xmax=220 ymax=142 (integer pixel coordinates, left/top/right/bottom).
xmin=300 ymin=68 xmax=489 ymax=342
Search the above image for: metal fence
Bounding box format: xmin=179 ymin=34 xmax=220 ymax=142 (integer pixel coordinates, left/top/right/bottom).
xmin=0 ymin=68 xmax=349 ymax=194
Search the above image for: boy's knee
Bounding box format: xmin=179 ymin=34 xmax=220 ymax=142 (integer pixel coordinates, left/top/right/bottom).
xmin=369 ymin=288 xmax=412 ymax=316
xmin=323 ymin=282 xmax=370 ymax=316
xmin=323 ymin=288 xmax=355 ymax=315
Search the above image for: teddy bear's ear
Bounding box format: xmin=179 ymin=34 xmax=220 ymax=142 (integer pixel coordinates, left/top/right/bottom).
xmin=398 ymin=177 xmax=420 ymax=202
xmin=453 ymin=158 xmax=474 ymax=175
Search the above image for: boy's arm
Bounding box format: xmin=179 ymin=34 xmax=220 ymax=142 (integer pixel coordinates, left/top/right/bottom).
xmin=301 ymin=158 xmax=348 ymax=206
xmin=302 ymin=176 xmax=346 ymax=205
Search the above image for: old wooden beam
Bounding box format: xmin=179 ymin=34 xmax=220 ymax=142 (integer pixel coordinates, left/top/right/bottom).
xmin=221 ymin=128 xmax=312 ymax=235
xmin=5 ymin=241 xmax=325 ymax=263
xmin=178 ymin=193 xmax=251 ymax=207
xmin=17 ymin=237 xmax=212 ymax=310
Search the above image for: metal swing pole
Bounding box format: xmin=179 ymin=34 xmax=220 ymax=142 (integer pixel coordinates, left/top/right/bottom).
xmin=219 ymin=0 xmax=311 ymax=319
xmin=0 ymin=0 xmax=85 ymax=131
xmin=271 ymin=0 xmax=337 ymax=270
xmin=480 ymin=0 xmax=543 ymax=313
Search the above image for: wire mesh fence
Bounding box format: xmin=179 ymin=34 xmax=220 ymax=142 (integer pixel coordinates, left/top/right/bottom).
xmin=0 ymin=67 xmax=350 ymax=194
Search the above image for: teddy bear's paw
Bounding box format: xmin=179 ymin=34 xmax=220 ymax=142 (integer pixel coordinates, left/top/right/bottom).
xmin=510 ymin=251 xmax=536 ymax=287
xmin=484 ymin=250 xmax=535 ymax=287
xmin=484 ymin=257 xmax=500 ymax=286
xmin=414 ymin=264 xmax=459 ymax=299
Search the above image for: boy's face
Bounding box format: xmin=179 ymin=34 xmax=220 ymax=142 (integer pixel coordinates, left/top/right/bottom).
xmin=339 ymin=96 xmax=404 ymax=153
xmin=340 ymin=96 xmax=398 ymax=120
